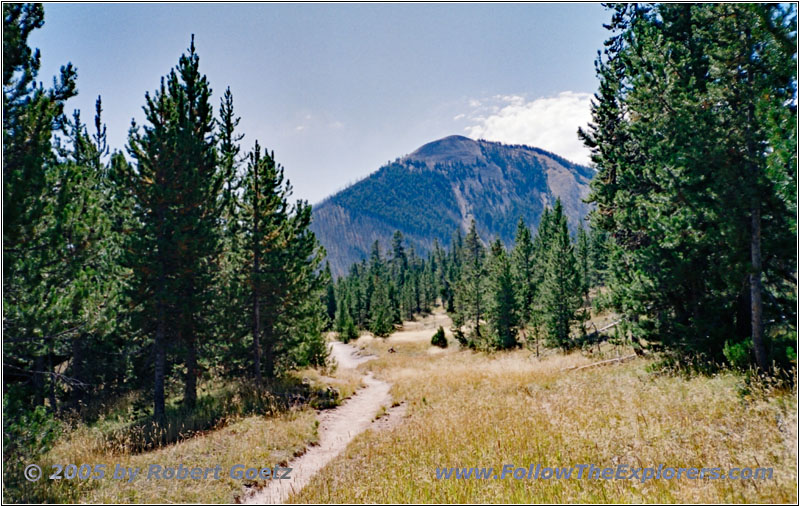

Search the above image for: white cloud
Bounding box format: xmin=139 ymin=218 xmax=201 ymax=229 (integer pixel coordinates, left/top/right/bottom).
xmin=453 ymin=113 xmax=466 ymax=121
xmin=464 ymin=91 xmax=593 ymax=165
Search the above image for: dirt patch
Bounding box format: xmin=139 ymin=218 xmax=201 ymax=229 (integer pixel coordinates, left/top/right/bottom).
xmin=372 ymin=401 xmax=407 ymax=431
xmin=387 ymin=309 xmax=453 ymax=344
xmin=329 ymin=341 xmax=376 ymax=369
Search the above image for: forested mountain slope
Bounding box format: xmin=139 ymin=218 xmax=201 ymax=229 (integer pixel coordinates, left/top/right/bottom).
xmin=311 ymin=135 xmax=594 ymax=275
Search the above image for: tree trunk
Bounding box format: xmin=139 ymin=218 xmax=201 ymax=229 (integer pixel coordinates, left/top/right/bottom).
xmin=252 ymin=289 xmax=263 ymax=385
xmin=183 ymin=325 xmax=197 ymax=408
xmin=263 ymin=319 xmax=275 ymax=379
xmin=154 ymin=302 xmax=166 ymax=423
xmin=71 ymin=334 xmax=84 ymax=409
xmin=47 ymin=349 xmax=57 ymax=413
xmin=743 ymin=23 xmax=768 ymax=374
xmin=33 ymin=354 xmax=45 ymax=407
xmin=750 ymin=202 xmax=768 ymax=372
xmin=251 ymin=155 xmax=264 ymax=384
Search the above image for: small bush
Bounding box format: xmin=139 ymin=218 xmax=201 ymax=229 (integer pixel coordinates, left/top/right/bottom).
xmin=338 ymin=318 xmax=358 ymax=343
xmin=452 ymin=327 xmax=468 ymax=347
xmin=723 ymin=338 xmax=753 ymax=371
xmin=431 ymin=326 xmax=448 ymax=348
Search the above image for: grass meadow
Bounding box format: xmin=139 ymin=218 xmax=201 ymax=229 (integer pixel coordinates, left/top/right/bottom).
xmin=290 ymin=325 xmax=797 ymax=503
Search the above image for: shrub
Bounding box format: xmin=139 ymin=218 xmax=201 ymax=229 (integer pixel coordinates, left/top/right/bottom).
xmin=339 ymin=317 xmax=358 ymax=343
xmin=723 ymin=338 xmax=753 ymax=371
xmin=431 ymin=326 xmax=448 ymax=348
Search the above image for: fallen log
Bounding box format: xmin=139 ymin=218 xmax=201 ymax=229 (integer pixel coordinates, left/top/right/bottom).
xmin=597 ymin=319 xmax=621 ymax=333
xmin=561 ymin=353 xmax=637 ymax=372
xmin=583 ymin=319 xmax=623 ymax=344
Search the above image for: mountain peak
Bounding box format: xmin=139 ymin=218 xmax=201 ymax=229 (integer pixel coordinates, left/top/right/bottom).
xmin=405 ymin=135 xmax=481 ymax=166
xmin=312 ymin=137 xmax=594 ymax=276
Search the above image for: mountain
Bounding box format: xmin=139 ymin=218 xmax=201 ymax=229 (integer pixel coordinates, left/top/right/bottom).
xmin=311 ymin=135 xmax=595 ymax=276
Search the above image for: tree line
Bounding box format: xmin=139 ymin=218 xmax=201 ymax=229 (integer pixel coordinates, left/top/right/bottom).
xmin=4 ymin=4 xmax=328 ymax=433
xmin=579 ymin=3 xmax=796 ymax=372
xmin=331 ymin=204 xmax=610 ymax=353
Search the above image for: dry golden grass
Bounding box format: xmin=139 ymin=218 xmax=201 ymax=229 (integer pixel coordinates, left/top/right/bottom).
xmin=292 ymin=319 xmax=797 ymax=504
xmin=27 ymin=368 xmax=364 ymax=504
xmin=23 ymin=308 xmax=796 ymax=504
xmin=38 ymin=409 xmax=317 ymax=503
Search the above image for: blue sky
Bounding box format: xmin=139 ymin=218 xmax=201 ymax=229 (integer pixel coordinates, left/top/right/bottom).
xmin=29 ymin=3 xmax=611 ymax=203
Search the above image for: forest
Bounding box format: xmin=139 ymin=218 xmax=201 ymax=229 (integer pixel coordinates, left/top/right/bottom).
xmin=3 ymin=2 xmax=797 ymax=504
xmin=4 ymin=5 xmax=329 ymax=497
xmin=331 ymin=209 xmax=608 ymax=354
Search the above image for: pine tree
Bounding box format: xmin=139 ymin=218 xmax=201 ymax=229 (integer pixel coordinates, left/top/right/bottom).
xmin=209 ymin=88 xmax=248 ymax=373
xmin=323 ymin=262 xmax=337 ymax=329
xmin=540 ymin=200 xmax=582 ymax=350
xmin=127 ymin=36 xmax=222 ymax=411
xmin=526 ymin=207 xmax=555 ymax=356
xmin=390 ymin=230 xmax=407 ymax=286
xmin=581 ymin=4 xmax=796 ymax=368
xmin=588 ymin=226 xmax=609 ymax=286
xmin=511 ymin=217 xmax=536 ymax=345
xmin=334 ymin=289 xmax=357 ymax=342
xmin=239 ymin=137 xmax=329 ymax=376
xmin=576 ymin=221 xmax=591 ymax=306
xmin=3 ymin=3 xmax=79 ymax=410
xmin=277 ymin=199 xmax=328 ymax=369
xmin=367 ymin=241 xmax=394 ymax=337
xmin=455 ymin=220 xmax=487 ymax=343
xmin=369 ymin=279 xmax=394 ymax=337
xmin=488 ymin=239 xmax=519 ymax=349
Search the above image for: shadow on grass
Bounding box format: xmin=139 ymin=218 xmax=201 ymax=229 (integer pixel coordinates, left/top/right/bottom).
xmin=103 ymin=377 xmax=339 ymax=455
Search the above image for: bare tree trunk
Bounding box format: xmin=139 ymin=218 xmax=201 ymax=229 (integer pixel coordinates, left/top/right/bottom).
xmin=252 ymin=289 xmax=263 ymax=385
xmin=183 ymin=322 xmax=197 ymax=408
xmin=743 ymin=24 xmax=768 ymax=374
xmin=263 ymin=319 xmax=275 ymax=379
xmin=154 ymin=302 xmax=166 ymax=422
xmin=750 ymin=202 xmax=768 ymax=372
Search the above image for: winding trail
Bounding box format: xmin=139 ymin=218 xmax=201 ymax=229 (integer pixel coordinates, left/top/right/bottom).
xmin=245 ymin=341 xmax=390 ymax=504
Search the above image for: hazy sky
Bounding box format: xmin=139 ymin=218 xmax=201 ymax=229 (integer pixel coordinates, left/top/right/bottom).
xmin=30 ymin=3 xmax=611 ymax=203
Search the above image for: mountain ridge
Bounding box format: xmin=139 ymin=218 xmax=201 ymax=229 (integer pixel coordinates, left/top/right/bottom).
xmin=312 ymin=135 xmax=594 ymax=276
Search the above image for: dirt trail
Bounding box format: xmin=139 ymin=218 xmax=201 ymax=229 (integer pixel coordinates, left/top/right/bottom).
xmin=244 ymin=342 xmax=390 ymax=504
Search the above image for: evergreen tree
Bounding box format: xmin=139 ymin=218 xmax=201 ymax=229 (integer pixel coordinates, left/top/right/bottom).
xmin=369 ymin=279 xmax=394 ymax=337
xmin=239 ymin=141 xmax=327 ymax=378
xmin=431 ymin=326 xmax=447 ymax=348
xmin=576 ymin=221 xmax=591 ymax=306
xmin=488 ymin=239 xmax=519 ymax=349
xmin=580 ymin=4 xmax=796 ymax=368
xmin=126 ymin=36 xmax=222 ymax=412
xmin=3 ymin=3 xmax=80 ymax=410
xmin=511 ymin=217 xmax=536 ymax=345
xmin=540 ymin=201 xmax=582 ymax=350
xmin=209 ymin=88 xmax=248 ymax=375
xmin=455 ymin=220 xmax=487 ymax=343
xmin=334 ymin=289 xmax=357 ymax=342
xmin=588 ymin=226 xmax=609 ymax=286
xmin=527 ymin=207 xmax=555 ymax=355
xmin=323 ymin=262 xmax=337 ymax=329
xmin=367 ymin=242 xmax=394 ymax=337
